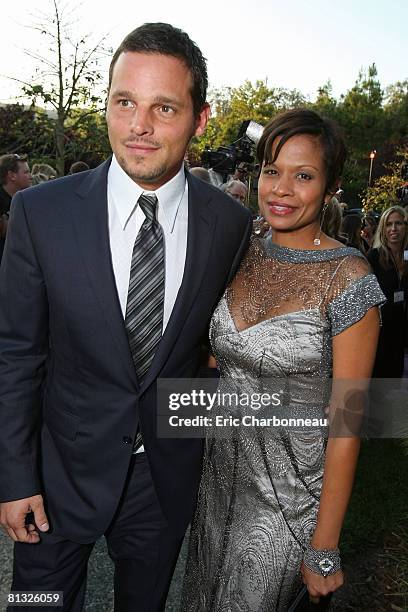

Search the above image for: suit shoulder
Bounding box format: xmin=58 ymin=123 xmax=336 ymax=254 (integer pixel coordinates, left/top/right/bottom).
xmin=25 ymin=169 xmax=91 ymax=198
xmin=15 ymin=164 xmax=105 ymax=215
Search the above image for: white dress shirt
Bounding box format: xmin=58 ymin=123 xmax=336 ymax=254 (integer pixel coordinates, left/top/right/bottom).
xmin=107 ymin=155 xmax=188 ymax=330
xmin=108 ymin=156 xmax=188 ymax=453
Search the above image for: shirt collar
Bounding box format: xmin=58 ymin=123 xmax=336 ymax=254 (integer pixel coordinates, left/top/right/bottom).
xmin=108 ymin=155 xmax=186 ymax=232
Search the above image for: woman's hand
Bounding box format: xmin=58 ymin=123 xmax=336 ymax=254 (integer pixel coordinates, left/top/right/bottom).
xmin=300 ymin=562 xmax=344 ymax=599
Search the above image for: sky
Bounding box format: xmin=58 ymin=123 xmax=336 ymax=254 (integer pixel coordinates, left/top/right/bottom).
xmin=0 ymin=0 xmax=407 ymax=105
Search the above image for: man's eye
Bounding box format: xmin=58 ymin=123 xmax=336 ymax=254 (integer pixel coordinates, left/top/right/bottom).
xmin=119 ymin=99 xmax=132 ymax=107
xmin=160 ymin=105 xmax=174 ymax=114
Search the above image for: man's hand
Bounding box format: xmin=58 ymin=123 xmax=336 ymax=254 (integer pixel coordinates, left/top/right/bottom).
xmin=0 ymin=495 xmax=49 ymax=543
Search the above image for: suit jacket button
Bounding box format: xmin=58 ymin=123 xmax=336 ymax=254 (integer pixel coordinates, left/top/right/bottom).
xmin=122 ymin=436 xmax=133 ymax=445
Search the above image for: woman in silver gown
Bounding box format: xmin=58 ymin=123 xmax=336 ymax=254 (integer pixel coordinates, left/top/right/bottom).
xmin=181 ymin=109 xmax=384 ymax=611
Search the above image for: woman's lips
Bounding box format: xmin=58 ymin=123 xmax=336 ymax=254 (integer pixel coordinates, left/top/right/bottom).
xmin=267 ymin=202 xmax=296 ymax=216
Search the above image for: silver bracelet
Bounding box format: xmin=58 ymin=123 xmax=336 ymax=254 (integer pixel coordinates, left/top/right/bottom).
xmin=303 ymin=542 xmax=341 ymax=577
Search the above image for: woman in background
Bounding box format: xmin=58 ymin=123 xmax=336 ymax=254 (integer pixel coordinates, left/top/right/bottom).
xmin=368 ymin=205 xmax=408 ymax=378
xmin=321 ymin=196 xmax=346 ymax=243
xmin=182 ymin=109 xmax=384 ymax=611
xmin=361 ymin=213 xmax=378 ymax=252
xmin=341 ymin=214 xmax=365 ymax=252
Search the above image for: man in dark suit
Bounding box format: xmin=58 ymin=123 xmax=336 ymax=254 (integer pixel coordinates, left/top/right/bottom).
xmin=0 ymin=22 xmax=251 ymax=612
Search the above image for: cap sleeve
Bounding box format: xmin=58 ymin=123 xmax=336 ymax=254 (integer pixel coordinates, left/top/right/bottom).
xmin=326 ymin=253 xmax=385 ymax=336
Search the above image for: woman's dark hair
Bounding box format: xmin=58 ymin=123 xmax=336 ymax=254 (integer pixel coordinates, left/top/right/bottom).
xmin=108 ymin=22 xmax=208 ymax=117
xmin=257 ymin=109 xmax=347 ymax=193
xmin=341 ymin=214 xmax=363 ymax=250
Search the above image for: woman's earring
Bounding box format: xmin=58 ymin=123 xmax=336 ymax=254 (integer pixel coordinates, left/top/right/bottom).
xmin=313 ymin=201 xmax=329 ymax=246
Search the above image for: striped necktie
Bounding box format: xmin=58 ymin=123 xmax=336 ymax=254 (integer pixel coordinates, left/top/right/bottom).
xmin=125 ymin=193 xmax=165 ymax=383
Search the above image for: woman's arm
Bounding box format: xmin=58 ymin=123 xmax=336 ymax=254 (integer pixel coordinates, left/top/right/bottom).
xmin=302 ymin=306 xmax=380 ymax=598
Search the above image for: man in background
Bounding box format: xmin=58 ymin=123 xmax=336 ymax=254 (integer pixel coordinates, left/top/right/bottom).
xmin=69 ymin=161 xmax=90 ymax=174
xmin=0 ymin=154 xmax=32 ymax=261
xmin=223 ymin=178 xmax=247 ymax=203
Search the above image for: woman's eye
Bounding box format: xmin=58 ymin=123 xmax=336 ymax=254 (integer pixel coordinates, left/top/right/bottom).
xmin=263 ymin=167 xmax=277 ymax=176
xmin=297 ymin=172 xmax=311 ymax=180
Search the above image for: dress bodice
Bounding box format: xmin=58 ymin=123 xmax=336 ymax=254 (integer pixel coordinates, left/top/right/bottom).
xmin=210 ymin=236 xmax=384 ymax=385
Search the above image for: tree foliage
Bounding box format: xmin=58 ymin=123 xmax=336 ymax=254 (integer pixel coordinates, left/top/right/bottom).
xmin=362 ymin=148 xmax=408 ymax=213
xmin=2 ymin=15 xmax=408 ymax=206
xmin=190 ymin=63 xmax=408 ymax=209
xmin=0 ymin=103 xmax=54 ymax=158
xmin=6 ymin=0 xmax=111 ymax=175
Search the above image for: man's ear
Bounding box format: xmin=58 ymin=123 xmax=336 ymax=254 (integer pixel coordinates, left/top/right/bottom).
xmin=194 ymin=103 xmax=211 ymax=138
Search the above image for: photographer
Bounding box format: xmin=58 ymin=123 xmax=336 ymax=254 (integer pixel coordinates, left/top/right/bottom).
xmin=202 ymin=120 xmax=263 ymax=187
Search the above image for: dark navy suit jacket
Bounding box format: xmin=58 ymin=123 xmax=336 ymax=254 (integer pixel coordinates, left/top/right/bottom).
xmin=0 ymin=159 xmax=252 ymax=543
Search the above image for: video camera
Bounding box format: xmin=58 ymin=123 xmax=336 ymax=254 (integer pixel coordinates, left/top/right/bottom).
xmin=396 ymin=162 xmax=408 ymax=206
xmin=201 ymin=120 xmax=263 ymax=183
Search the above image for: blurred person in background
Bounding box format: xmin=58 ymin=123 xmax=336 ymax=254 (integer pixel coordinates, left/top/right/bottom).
xmin=232 ymin=162 xmax=249 ymax=186
xmin=367 ymin=205 xmax=408 ymax=378
xmin=0 ymin=153 xmax=32 ymax=262
xmin=31 ymin=163 xmax=58 ymax=180
xmin=221 ymin=179 xmax=247 ymax=203
xmin=189 ymin=166 xmax=211 ymax=183
xmin=361 ymin=213 xmax=378 ymax=252
xmin=321 ymin=196 xmax=346 ymax=243
xmin=69 ymin=161 xmax=90 ymax=174
xmin=31 ymin=173 xmax=49 ymax=186
xmin=341 ymin=214 xmax=365 ymax=252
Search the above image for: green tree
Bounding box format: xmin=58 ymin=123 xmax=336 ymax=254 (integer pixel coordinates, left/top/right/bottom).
xmin=384 ymin=80 xmax=408 ymax=143
xmin=191 ymin=80 xmax=306 ymax=161
xmin=64 ymin=109 xmax=111 ymax=168
xmin=0 ymin=103 xmax=54 ymax=160
xmin=362 ymin=148 xmax=408 ymax=213
xmin=312 ymin=80 xmax=338 ymax=117
xmin=7 ymin=0 xmax=111 ymax=175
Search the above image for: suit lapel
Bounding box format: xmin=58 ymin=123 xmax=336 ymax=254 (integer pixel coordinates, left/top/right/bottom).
xmin=71 ymin=159 xmax=138 ymax=388
xmin=140 ymin=174 xmax=217 ymax=392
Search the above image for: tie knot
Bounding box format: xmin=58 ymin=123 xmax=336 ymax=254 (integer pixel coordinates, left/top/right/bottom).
xmin=138 ymin=193 xmax=158 ymax=223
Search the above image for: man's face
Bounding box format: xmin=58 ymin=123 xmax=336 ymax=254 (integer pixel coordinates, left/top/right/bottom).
xmin=226 ymin=182 xmax=247 ymax=203
xmin=106 ymin=52 xmax=209 ymax=189
xmin=11 ymin=162 xmax=32 ymax=190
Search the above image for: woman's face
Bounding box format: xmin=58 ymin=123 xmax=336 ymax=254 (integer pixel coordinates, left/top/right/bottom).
xmin=258 ymin=134 xmax=330 ymax=239
xmin=362 ymin=217 xmax=376 ymax=241
xmin=385 ymin=212 xmax=406 ymax=248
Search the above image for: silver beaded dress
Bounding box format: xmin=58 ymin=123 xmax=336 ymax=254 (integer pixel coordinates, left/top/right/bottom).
xmin=181 ymin=236 xmax=385 ymax=612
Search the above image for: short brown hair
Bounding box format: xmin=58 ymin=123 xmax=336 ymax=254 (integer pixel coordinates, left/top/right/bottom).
xmin=70 ymin=161 xmax=90 ymax=174
xmin=108 ymin=22 xmax=208 ymax=117
xmin=257 ymin=109 xmax=347 ymax=193
xmin=0 ymin=154 xmax=28 ymax=186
